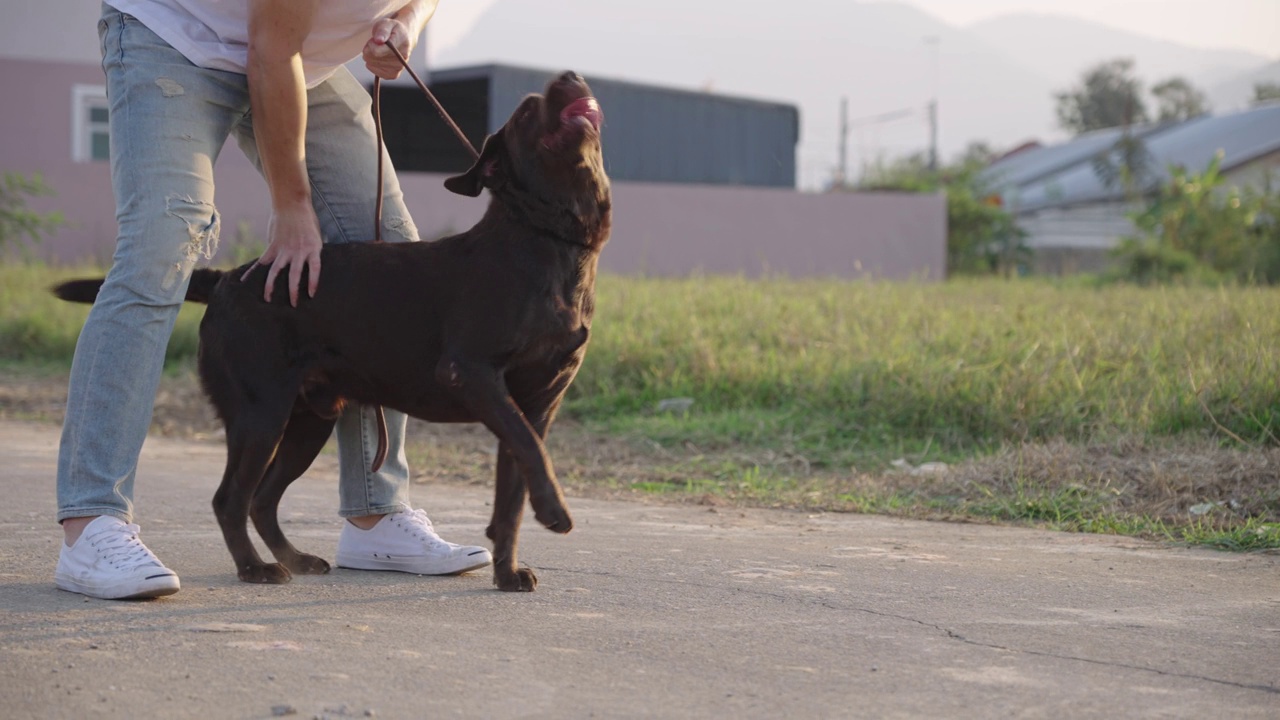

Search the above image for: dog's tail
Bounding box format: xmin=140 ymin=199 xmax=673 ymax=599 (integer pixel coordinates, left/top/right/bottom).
xmin=51 ymin=268 xmax=226 ymax=306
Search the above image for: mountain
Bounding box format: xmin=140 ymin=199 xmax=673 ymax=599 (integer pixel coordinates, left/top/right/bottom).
xmin=434 ymin=1 xmax=1272 ymax=189
xmin=967 ymin=13 xmax=1269 ymax=89
xmin=436 ymin=0 xmax=1057 ymax=189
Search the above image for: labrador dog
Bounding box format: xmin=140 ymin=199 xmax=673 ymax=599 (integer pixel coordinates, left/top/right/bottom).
xmin=54 ymin=71 xmax=610 ymax=592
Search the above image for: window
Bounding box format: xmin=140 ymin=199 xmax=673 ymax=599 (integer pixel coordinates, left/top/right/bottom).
xmin=72 ymin=84 xmax=110 ymax=163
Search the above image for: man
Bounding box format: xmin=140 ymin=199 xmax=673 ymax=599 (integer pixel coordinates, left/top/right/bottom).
xmin=55 ymin=0 xmax=492 ymax=600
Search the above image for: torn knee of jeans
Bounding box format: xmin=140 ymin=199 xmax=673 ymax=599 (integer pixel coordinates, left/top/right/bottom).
xmin=162 ymin=195 xmax=221 ymax=290
xmin=155 ymin=77 xmax=185 ymax=97
xmin=383 ymin=217 xmax=418 ymax=243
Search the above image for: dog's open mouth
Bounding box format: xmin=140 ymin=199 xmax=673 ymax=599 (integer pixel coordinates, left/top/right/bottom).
xmin=560 ymin=96 xmax=603 ymax=132
xmin=544 ymin=95 xmax=602 ymax=152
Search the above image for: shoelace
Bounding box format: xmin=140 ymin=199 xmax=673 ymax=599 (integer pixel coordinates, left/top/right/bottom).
xmin=86 ymin=523 xmax=164 ymax=569
xmin=394 ymin=509 xmax=455 ymax=550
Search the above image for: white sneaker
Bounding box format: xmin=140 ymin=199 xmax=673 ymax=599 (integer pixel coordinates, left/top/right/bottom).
xmin=335 ymin=509 xmax=493 ymax=576
xmin=55 ymin=516 xmax=181 ymax=599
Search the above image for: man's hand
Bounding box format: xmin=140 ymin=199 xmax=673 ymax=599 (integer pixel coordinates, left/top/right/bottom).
xmin=363 ymin=1 xmax=438 ymax=79
xmin=246 ymin=201 xmax=322 ymax=306
xmin=246 ymin=0 xmax=320 ymax=306
xmin=364 ymin=18 xmax=414 ymax=79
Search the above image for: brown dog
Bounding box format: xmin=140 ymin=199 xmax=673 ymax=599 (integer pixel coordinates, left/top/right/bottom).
xmin=55 ymin=71 xmax=610 ymax=592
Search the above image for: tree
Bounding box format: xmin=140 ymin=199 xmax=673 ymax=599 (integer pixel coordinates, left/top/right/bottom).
xmin=1055 ymin=58 xmax=1148 ymax=135
xmin=858 ymin=150 xmax=1027 ymax=277
xmin=1090 ymin=133 xmax=1155 ymax=200
xmin=0 ymin=172 xmax=65 ymax=254
xmin=1151 ymin=77 xmax=1210 ymax=123
xmin=956 ymin=141 xmax=997 ymax=167
xmin=1254 ymin=82 xmax=1280 ymax=106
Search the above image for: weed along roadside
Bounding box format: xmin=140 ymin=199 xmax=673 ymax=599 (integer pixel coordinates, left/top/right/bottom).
xmin=2 ymin=263 xmax=1278 ymax=550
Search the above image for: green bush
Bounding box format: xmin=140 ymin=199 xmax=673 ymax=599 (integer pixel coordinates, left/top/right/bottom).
xmin=0 ymin=172 xmax=65 ymax=254
xmin=857 ymin=149 xmax=1028 ymax=277
xmin=1105 ymin=238 xmax=1223 ymax=285
xmin=1113 ymin=155 xmax=1280 ymax=284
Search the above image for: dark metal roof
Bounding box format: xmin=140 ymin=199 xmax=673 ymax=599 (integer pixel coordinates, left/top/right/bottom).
xmin=389 ymin=63 xmax=800 ymax=188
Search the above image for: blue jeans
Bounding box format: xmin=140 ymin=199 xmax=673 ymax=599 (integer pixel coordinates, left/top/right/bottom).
xmin=57 ymin=5 xmax=419 ymax=523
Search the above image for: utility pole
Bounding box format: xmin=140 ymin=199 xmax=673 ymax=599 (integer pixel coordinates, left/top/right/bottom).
xmin=928 ymin=100 xmax=938 ymax=172
xmin=925 ymin=36 xmax=940 ymax=172
xmin=837 ymin=97 xmax=849 ymax=188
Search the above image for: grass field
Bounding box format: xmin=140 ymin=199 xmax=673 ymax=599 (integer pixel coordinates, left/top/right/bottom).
xmin=3 ymin=262 xmax=1277 ymax=550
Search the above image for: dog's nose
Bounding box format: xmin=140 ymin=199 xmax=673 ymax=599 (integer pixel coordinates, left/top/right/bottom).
xmin=559 ymin=71 xmax=584 ymax=85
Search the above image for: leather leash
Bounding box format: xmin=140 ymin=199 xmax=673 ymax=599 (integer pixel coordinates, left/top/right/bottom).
xmin=373 ymin=44 xmax=480 ymax=243
xmin=365 ymin=43 xmax=481 ymax=473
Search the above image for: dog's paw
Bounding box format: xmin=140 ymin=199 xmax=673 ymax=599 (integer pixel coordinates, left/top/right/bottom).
xmin=285 ymin=553 xmax=331 ymax=575
xmin=532 ymin=501 xmax=574 ymax=535
xmin=494 ymin=567 xmax=538 ymax=592
xmin=238 ymin=563 xmax=293 ymax=584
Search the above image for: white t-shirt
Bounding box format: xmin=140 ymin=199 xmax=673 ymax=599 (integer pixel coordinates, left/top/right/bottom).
xmin=106 ymin=0 xmax=406 ymax=88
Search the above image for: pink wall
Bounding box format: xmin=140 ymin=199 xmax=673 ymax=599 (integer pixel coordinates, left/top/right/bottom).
xmin=600 ymin=183 xmax=945 ymax=279
xmin=3 ymin=57 xmax=945 ymax=279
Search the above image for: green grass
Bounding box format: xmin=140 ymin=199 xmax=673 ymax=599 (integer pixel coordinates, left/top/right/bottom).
xmin=615 ymin=462 xmax=1278 ymax=551
xmin=571 ymin=275 xmax=1280 ymax=468
xmin=1174 ymin=517 xmax=1280 ymax=551
xmin=6 ymin=262 xmax=1278 ymax=551
xmin=0 ymin=263 xmax=205 ymax=370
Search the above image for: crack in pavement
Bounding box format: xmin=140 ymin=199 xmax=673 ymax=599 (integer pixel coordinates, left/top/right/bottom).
xmin=848 ymin=604 xmax=1280 ymax=696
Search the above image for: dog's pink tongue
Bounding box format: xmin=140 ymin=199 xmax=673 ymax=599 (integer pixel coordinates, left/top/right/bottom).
xmin=562 ymin=97 xmax=602 ymax=130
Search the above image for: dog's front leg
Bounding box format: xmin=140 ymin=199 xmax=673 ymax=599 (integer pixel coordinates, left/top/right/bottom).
xmin=438 ymin=358 xmax=573 ymax=534
xmin=488 ymin=444 xmax=536 ymax=591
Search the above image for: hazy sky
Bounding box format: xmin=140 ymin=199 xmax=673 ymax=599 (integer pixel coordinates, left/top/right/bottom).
xmin=428 ymin=0 xmax=1279 ymax=59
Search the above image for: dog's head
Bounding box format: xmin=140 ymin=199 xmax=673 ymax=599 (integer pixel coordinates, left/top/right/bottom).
xmin=445 ymin=71 xmax=607 ymax=210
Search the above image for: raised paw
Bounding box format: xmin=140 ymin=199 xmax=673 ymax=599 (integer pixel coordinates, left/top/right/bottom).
xmin=532 ymin=499 xmax=574 ymax=535
xmin=284 ymin=553 xmax=331 ymax=575
xmin=494 ymin=567 xmax=538 ymax=592
xmin=238 ymin=562 xmax=293 ymax=584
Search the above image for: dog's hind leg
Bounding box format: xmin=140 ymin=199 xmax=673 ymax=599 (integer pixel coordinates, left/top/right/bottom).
xmin=213 ymin=411 xmax=294 ymax=584
xmin=250 ymin=410 xmax=337 ymax=576
xmin=488 ymin=445 xmax=536 ymax=592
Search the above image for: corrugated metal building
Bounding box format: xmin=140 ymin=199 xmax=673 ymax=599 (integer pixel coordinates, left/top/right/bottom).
xmin=983 ymin=102 xmax=1280 ymax=274
xmin=375 ymin=63 xmax=801 ymax=188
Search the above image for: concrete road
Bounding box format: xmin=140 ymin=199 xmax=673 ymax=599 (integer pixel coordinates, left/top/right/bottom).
xmin=1 ymin=420 xmax=1277 ymax=719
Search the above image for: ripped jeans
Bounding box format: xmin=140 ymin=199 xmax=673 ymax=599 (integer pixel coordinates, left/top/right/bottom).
xmin=57 ymin=4 xmax=420 ymax=523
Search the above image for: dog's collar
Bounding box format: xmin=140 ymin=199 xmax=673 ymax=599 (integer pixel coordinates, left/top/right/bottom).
xmin=491 ymin=183 xmax=600 ymax=250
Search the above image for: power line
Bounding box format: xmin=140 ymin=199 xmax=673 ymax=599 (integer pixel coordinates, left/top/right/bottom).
xmin=834 ymin=103 xmax=925 ymax=187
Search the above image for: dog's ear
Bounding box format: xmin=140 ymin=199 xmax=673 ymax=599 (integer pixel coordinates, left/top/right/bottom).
xmin=444 ymin=131 xmax=506 ymax=197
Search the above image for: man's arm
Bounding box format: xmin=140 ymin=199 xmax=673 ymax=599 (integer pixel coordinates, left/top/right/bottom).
xmin=245 ymin=0 xmax=321 ymax=306
xmin=364 ymin=0 xmax=439 ymax=79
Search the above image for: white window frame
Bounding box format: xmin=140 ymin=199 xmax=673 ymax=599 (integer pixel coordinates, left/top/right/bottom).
xmin=72 ymin=84 xmax=111 ymax=163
